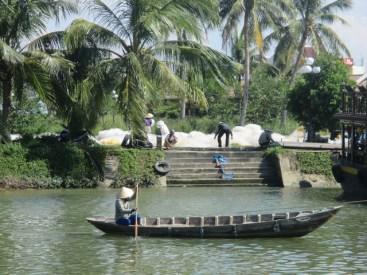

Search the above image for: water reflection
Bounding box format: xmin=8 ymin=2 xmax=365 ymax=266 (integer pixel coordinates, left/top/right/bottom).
xmin=0 ymin=187 xmax=366 ymax=274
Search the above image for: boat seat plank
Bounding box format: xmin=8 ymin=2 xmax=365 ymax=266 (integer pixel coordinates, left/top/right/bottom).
xmin=174 ymin=217 xmax=186 ymax=225
xmin=218 ymin=216 xmax=230 ymax=225
xmin=189 ymin=217 xmax=202 ymax=226
xmin=204 ymin=217 xmax=216 ymax=226
xmin=160 ymin=217 xmax=172 ymax=225
xmin=233 ymin=216 xmax=244 ymax=225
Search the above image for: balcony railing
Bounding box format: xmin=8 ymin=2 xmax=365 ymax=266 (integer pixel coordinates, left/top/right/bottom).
xmin=336 ymin=87 xmax=367 ymax=123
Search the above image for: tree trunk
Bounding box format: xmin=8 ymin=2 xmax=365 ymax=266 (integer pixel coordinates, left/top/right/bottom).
xmin=289 ymin=30 xmax=309 ymax=85
xmin=180 ymin=98 xmax=186 ymax=119
xmin=281 ymin=110 xmax=287 ymax=128
xmin=239 ymin=10 xmax=251 ymax=126
xmin=306 ymin=124 xmax=316 ymax=142
xmin=1 ymin=78 xmax=12 ymax=142
xmin=289 ymin=1 xmax=312 ymax=85
xmin=286 ymin=6 xmax=312 ymax=128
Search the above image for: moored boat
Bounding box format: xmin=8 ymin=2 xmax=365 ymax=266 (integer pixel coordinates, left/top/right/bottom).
xmin=87 ymin=206 xmax=342 ymax=238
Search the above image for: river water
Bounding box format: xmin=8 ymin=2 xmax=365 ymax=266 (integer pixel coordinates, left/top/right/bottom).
xmin=0 ymin=187 xmax=366 ymax=274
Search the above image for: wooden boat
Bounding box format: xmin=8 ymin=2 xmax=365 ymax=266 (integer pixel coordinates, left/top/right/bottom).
xmin=87 ymin=205 xmax=342 ymax=238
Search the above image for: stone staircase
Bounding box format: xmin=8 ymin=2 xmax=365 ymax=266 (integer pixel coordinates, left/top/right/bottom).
xmin=165 ymin=148 xmax=280 ymax=187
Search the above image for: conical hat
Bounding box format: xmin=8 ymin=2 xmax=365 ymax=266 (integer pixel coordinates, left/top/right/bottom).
xmin=145 ymin=113 xmax=154 ymax=119
xmin=119 ymin=187 xmax=135 ymax=200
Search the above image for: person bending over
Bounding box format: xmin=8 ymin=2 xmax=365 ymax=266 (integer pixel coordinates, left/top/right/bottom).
xmin=214 ymin=122 xmax=233 ymax=148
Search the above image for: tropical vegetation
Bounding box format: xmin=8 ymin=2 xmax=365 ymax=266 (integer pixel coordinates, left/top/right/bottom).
xmin=29 ymin=0 xmax=239 ymax=139
xmin=0 ymin=0 xmax=78 ymax=142
xmin=288 ymin=54 xmax=350 ymax=141
xmin=0 ymin=0 xmax=356 ymax=188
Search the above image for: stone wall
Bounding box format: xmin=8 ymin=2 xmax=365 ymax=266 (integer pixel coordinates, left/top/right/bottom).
xmin=277 ymin=151 xmax=340 ymax=188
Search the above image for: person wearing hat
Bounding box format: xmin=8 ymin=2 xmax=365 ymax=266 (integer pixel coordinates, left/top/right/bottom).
xmin=164 ymin=129 xmax=177 ymax=149
xmin=214 ymin=122 xmax=233 ymax=148
xmin=144 ymin=113 xmax=155 ymax=134
xmin=115 ymin=186 xmax=138 ymax=225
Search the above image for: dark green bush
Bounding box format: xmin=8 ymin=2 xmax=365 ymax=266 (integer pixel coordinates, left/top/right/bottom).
xmin=113 ymin=148 xmax=165 ymax=187
xmin=0 ymin=143 xmax=50 ymax=179
xmin=296 ymin=152 xmax=333 ymax=177
xmin=0 ymin=140 xmax=106 ymax=189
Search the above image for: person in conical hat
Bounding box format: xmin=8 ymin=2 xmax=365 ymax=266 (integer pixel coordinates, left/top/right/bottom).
xmin=115 ymin=186 xmax=137 ymax=225
xmin=119 ymin=186 xmax=136 ymax=201
xmin=144 ymin=113 xmax=155 ymax=134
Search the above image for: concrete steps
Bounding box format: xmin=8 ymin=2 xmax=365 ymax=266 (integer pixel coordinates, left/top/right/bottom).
xmin=165 ymin=148 xmax=280 ymax=186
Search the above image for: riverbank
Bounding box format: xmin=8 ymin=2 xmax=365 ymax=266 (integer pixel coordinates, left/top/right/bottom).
xmin=0 ymin=138 xmax=339 ymax=189
xmin=0 ymin=139 xmax=163 ymax=189
xmin=268 ymin=148 xmax=339 ymax=188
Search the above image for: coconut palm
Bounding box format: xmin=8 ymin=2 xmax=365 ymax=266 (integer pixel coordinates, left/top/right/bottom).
xmin=0 ymin=0 xmax=77 ymax=142
xmin=220 ymin=0 xmax=291 ymax=126
xmin=47 ymin=47 xmax=114 ymax=136
xmin=33 ymin=0 xmax=238 ymax=138
xmin=286 ymin=0 xmax=352 ymax=83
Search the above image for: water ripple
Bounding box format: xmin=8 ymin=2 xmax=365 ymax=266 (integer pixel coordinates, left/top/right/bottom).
xmin=0 ymin=188 xmax=366 ymax=274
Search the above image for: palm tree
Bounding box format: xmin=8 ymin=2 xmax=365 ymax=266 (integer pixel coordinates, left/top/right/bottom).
xmin=0 ymin=0 xmax=77 ymax=142
xmin=287 ymin=0 xmax=352 ymax=83
xmin=220 ymin=0 xmax=291 ymax=126
xmin=37 ymin=0 xmax=238 ymax=139
xmin=47 ymin=47 xmax=114 ymax=136
xmin=264 ymin=0 xmax=351 ymax=128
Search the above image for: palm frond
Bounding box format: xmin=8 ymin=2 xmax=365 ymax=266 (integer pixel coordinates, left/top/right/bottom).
xmin=319 ymin=13 xmax=348 ymax=25
xmin=221 ymin=0 xmax=243 ymax=45
xmin=64 ymin=19 xmax=127 ymax=55
xmin=23 ymin=50 xmax=74 ymax=76
xmin=314 ymin=25 xmax=350 ymax=56
xmin=25 ymin=31 xmax=65 ymax=52
xmin=0 ymin=39 xmax=24 ymax=65
xmin=22 ymin=59 xmax=54 ymax=105
xmin=86 ymin=0 xmax=132 ymax=46
xmin=321 ymin=0 xmax=352 ymax=14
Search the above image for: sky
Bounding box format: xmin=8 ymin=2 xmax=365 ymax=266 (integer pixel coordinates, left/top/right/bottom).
xmin=46 ymin=0 xmax=367 ymax=68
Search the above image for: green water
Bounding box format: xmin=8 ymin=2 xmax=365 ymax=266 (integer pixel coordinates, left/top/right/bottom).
xmin=0 ymin=187 xmax=366 ymax=274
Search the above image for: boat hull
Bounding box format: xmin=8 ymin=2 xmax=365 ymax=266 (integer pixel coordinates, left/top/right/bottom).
xmin=333 ymin=162 xmax=367 ymax=199
xmin=87 ymin=207 xmax=341 ymax=238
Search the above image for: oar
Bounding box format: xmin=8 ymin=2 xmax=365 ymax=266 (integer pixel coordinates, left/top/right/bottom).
xmin=134 ymin=183 xmax=139 ymax=239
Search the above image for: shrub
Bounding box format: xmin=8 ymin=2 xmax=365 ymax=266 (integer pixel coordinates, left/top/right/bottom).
xmin=0 ymin=143 xmax=50 ymax=179
xmin=112 ymin=148 xmax=165 ymax=187
xmin=296 ymin=152 xmax=333 ymax=177
xmin=0 ymin=140 xmax=106 ymax=189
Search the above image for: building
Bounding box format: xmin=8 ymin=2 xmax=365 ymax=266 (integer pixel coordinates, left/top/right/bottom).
xmin=333 ymin=85 xmax=367 ymax=199
xmin=342 ymin=58 xmax=366 ymax=85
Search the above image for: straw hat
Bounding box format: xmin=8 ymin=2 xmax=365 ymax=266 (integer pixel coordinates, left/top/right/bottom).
xmin=119 ymin=187 xmax=135 ymax=200
xmin=145 ymin=113 xmax=154 ymax=119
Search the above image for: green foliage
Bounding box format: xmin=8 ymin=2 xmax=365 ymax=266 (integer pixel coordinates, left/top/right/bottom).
xmin=0 ymin=0 xmax=78 ymax=142
xmin=247 ymin=65 xmax=288 ymax=126
xmin=47 ymin=0 xmax=238 ymax=139
xmin=24 ymin=138 xmax=106 ymax=182
xmin=93 ymin=97 xmax=127 ymax=134
xmin=154 ymin=76 xmax=240 ymax=132
xmin=9 ymin=96 xmax=62 ymax=136
xmin=262 ymin=116 xmax=299 ymax=136
xmin=264 ymin=146 xmax=286 ymax=157
xmin=296 ymin=152 xmax=333 ymax=178
xmin=288 ymin=54 xmax=352 ymax=133
xmin=0 ymin=143 xmax=50 ymax=180
xmin=163 ymin=117 xmax=222 ymax=134
xmin=113 ymin=149 xmax=165 ymax=187
xmin=0 ymin=139 xmax=106 ymax=189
